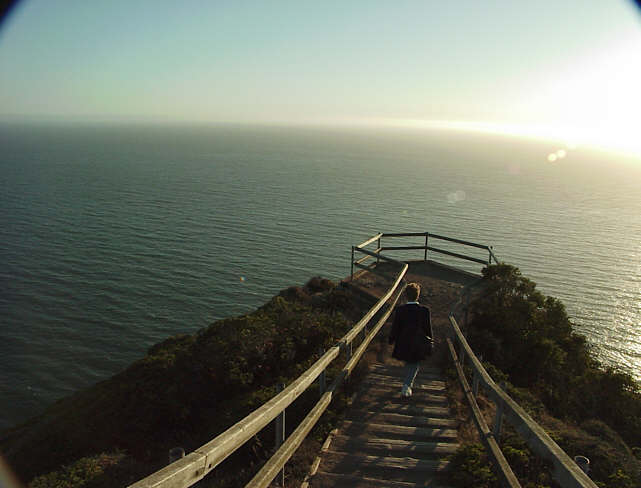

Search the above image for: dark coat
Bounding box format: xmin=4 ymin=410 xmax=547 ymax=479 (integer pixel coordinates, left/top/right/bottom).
xmin=388 ymin=303 xmax=433 ymax=363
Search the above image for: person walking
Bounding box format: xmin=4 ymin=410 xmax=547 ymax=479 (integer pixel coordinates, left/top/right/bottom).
xmin=388 ymin=282 xmax=433 ymax=397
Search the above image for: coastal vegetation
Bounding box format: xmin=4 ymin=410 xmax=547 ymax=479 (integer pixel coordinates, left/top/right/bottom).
xmin=448 ymin=264 xmax=641 ymax=488
xmin=5 ymin=263 xmax=641 ymax=488
xmin=1 ymin=277 xmax=367 ymax=487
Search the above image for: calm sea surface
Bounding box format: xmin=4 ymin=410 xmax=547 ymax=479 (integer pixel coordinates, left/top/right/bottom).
xmin=1 ymin=123 xmax=640 ymax=430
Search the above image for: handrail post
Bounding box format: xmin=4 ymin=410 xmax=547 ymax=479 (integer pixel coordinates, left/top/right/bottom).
xmin=341 ymin=340 xmax=352 ymax=361
xmin=318 ymin=348 xmax=326 ymax=395
xmin=473 ymin=354 xmax=483 ymax=396
xmin=488 ymin=247 xmax=492 ymax=265
xmin=275 ymin=383 xmax=286 ymax=487
xmin=351 ymin=246 xmax=355 ymax=281
xmin=493 ymin=381 xmax=506 ymax=441
xmin=472 ymin=371 xmax=480 ymax=397
xmin=377 ymin=234 xmax=381 ymax=264
xmin=424 ymin=233 xmax=429 ymax=261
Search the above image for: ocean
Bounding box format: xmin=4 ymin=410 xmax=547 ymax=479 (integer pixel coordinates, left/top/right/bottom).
xmin=1 ymin=123 xmax=640 ymax=431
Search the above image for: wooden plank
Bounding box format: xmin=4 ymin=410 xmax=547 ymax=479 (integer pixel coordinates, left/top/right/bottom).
xmin=363 ymin=373 xmax=446 ymax=387
xmin=357 ymin=233 xmax=384 ymax=249
xmin=382 ymin=232 xmax=428 ymax=237
xmin=342 ymin=286 xmax=404 ymax=376
xmin=353 ymin=390 xmax=449 ymax=406
xmin=353 ymin=261 xmax=376 ymax=271
xmin=371 ymin=403 xmax=450 ymax=417
xmin=308 ymin=471 xmax=453 ymax=488
xmin=368 ymin=364 xmax=444 ymax=377
xmin=128 ymin=452 xmax=207 ymax=488
xmin=339 ymin=421 xmax=458 ymax=441
xmin=319 ymin=451 xmax=450 ymax=474
xmin=354 ymin=253 xmax=374 ymax=266
xmin=353 ymin=246 xmax=403 ymax=264
xmin=427 ymin=246 xmax=487 ymax=265
xmin=345 ymin=411 xmax=458 ymax=428
xmin=361 ymin=383 xmax=447 ymax=395
xmin=330 ymin=434 xmax=459 ymax=456
xmin=380 ymin=245 xmax=427 ymax=251
xmin=427 ymin=233 xmax=489 ymax=250
xmin=341 ymin=263 xmax=407 ymax=345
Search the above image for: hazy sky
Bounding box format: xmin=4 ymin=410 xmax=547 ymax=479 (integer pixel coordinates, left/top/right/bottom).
xmin=1 ymin=0 xmax=640 ymax=154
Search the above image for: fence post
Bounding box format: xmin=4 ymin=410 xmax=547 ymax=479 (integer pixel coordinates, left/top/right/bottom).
xmin=351 ymin=246 xmax=355 ymax=281
xmin=473 ymin=354 xmax=483 ymax=396
xmin=493 ymin=381 xmax=506 ymax=441
xmin=377 ymin=234 xmax=381 ymax=264
xmin=488 ymin=246 xmax=493 ymax=265
xmin=458 ymin=341 xmax=465 ymax=367
xmin=275 ymin=383 xmax=286 ymax=487
xmin=341 ymin=340 xmax=352 ymax=362
xmin=318 ymin=348 xmax=326 ymax=395
xmin=472 ymin=371 xmax=479 ymax=397
xmin=424 ymin=233 xmax=429 ymax=261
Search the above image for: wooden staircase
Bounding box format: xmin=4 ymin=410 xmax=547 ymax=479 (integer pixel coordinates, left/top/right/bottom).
xmin=301 ymin=363 xmax=458 ymax=488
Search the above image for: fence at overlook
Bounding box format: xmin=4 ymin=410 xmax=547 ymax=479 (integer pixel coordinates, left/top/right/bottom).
xmin=128 ymin=231 xmax=596 ymax=488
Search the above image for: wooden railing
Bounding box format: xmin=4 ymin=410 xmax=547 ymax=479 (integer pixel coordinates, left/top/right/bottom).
xmin=128 ymin=252 xmax=409 ymax=488
xmin=351 ymin=231 xmax=497 ymax=279
xmin=447 ymin=287 xmax=597 ymax=488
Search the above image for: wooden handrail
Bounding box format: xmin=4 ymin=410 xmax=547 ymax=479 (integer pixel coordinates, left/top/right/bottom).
xmin=448 ymin=314 xmax=597 ymax=488
xmin=357 ymin=232 xmax=383 ymax=249
xmin=352 ymin=246 xmax=403 ymax=264
xmin=447 ymin=338 xmax=521 ymax=488
xmin=426 ymin=233 xmax=490 ymax=250
xmin=427 ymin=246 xmax=488 ymax=265
xmin=246 ymin=283 xmax=406 ymax=488
xmin=380 ymin=232 xmax=490 ymax=251
xmin=129 ymin=258 xmax=408 ymax=488
xmin=354 ymin=231 xmax=498 ymax=270
xmin=342 ymin=263 xmax=407 ymax=345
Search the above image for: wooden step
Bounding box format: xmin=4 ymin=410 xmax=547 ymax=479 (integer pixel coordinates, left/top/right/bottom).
xmin=364 ymin=374 xmax=447 ymax=389
xmin=346 ymin=410 xmax=458 ymax=428
xmin=366 ymin=371 xmax=445 ymax=383
xmin=317 ymin=451 xmax=451 ymax=483
xmin=307 ymin=471 xmax=454 ymax=488
xmin=354 ymin=389 xmax=449 ymax=406
xmin=330 ymin=434 xmax=459 ymax=457
xmin=370 ymin=364 xmax=443 ymax=377
xmin=339 ymin=421 xmax=458 ymax=442
xmin=361 ymin=380 xmax=447 ymax=393
xmin=374 ymin=403 xmax=451 ymax=417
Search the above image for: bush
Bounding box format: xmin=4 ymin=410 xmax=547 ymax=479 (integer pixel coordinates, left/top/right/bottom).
xmin=465 ymin=264 xmax=641 ymax=486
xmin=2 ymin=279 xmax=353 ymax=485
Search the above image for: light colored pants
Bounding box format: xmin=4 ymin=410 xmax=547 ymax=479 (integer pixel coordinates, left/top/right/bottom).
xmin=403 ymin=361 xmax=420 ymax=389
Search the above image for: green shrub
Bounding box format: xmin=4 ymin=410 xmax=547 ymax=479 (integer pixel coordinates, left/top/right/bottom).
xmin=465 ymin=264 xmax=641 ymax=487
xmin=2 ymin=279 xmax=353 ymax=485
xmin=448 ymin=443 xmax=498 ymax=488
xmin=30 ymin=452 xmax=125 ymax=488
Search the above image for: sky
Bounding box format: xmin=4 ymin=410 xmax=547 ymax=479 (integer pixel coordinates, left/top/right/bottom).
xmin=1 ymin=0 xmax=641 ymax=155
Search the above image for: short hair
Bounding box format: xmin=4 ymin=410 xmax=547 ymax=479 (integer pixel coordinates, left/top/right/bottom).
xmin=405 ymin=283 xmax=420 ymax=301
